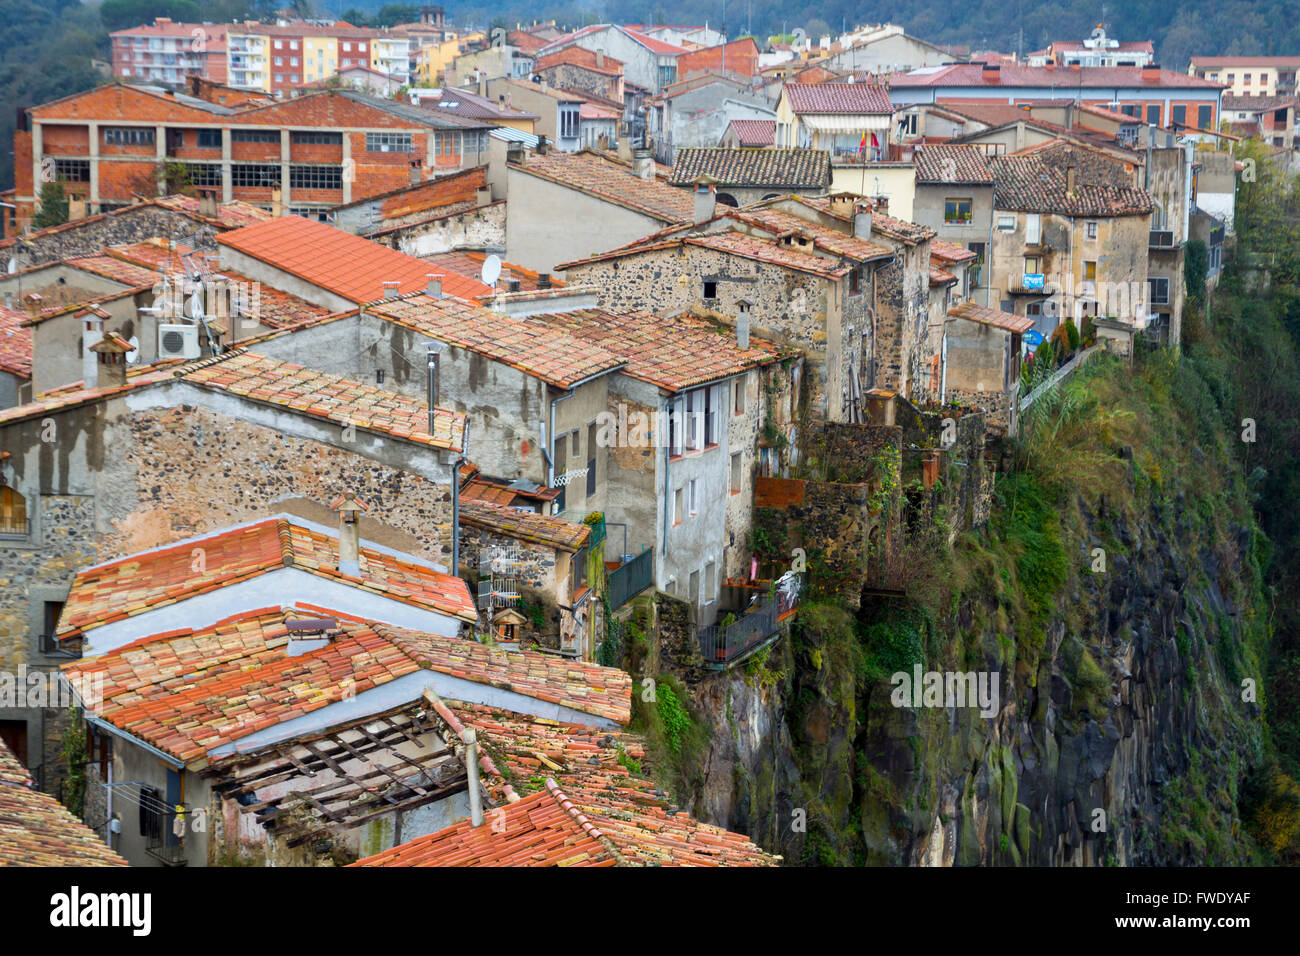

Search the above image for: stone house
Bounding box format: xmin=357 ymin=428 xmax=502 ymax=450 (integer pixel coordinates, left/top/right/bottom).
xmin=0 ymin=347 xmax=467 ymax=792
xmin=555 ymin=194 xmax=905 ymax=424
xmin=531 ymin=46 xmax=626 ymax=106
xmin=535 ymin=24 xmax=687 ymax=95
xmin=523 ymin=307 xmax=799 ymax=622
xmin=647 ymin=74 xmax=776 ymax=165
xmin=989 ymin=150 xmax=1153 ymax=338
xmin=500 ymin=147 xmax=694 ymax=273
xmin=910 ymin=144 xmax=997 ymax=306
xmin=942 ymin=301 xmax=1035 ymax=433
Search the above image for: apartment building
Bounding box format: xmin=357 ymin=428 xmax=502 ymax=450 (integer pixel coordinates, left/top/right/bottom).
xmin=11 ymin=85 xmax=494 ymax=229
xmin=1188 ymin=56 xmax=1300 ymax=98
xmin=890 ymin=62 xmax=1224 ymax=132
xmin=228 ymin=22 xmax=412 ymax=96
xmin=110 ymin=18 xmax=229 ymax=85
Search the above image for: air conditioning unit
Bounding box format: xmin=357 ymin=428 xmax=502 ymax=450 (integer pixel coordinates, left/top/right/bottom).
xmin=158 ymin=323 xmax=200 ymax=359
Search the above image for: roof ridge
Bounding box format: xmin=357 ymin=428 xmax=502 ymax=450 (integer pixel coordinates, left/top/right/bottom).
xmin=275 ymin=518 xmax=295 ymax=567
xmin=544 ymin=778 xmax=631 ymax=866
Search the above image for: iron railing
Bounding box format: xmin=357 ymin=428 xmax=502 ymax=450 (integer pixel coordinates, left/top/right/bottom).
xmin=608 ymin=548 xmax=653 ymax=609
xmin=699 ymin=597 xmax=780 ymax=666
xmin=0 ymin=516 xmax=29 ymax=539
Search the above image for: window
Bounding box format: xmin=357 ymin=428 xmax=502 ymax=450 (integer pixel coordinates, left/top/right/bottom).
xmin=0 ymin=486 xmax=28 ymax=537
xmin=703 ymin=387 xmax=716 ymax=446
xmin=568 ymin=428 xmax=580 ymax=461
xmin=1148 ymin=276 xmax=1170 ymax=304
xmin=104 ymin=127 xmax=155 ymax=146
xmin=1082 ymin=260 xmax=1097 ymax=281
xmin=944 ymin=198 xmax=972 ymax=223
xmin=1198 ymin=105 xmax=1213 ymax=129
xmin=1121 ymin=104 xmax=1138 ymax=117
xmin=1025 ymin=213 xmax=1041 ymax=245
xmin=232 ymin=163 xmax=281 ymax=187
xmin=1146 ymin=104 xmax=1160 ymax=125
xmin=274 ymin=40 xmax=283 ymax=49
xmin=730 ymin=452 xmax=743 ymax=493
xmin=898 ymin=113 xmax=918 ymax=136
xmin=997 ymin=214 xmax=1016 ymax=231
xmin=182 ymin=162 xmax=221 ymax=187
xmin=289 ymin=164 xmax=343 ymax=189
xmin=1026 ymin=301 xmax=1043 ymax=317
xmin=688 ymin=569 xmax=700 ymax=602
xmin=290 ymin=57 xmax=299 ymax=66
xmin=1244 ymin=74 xmax=1252 ymax=84
xmin=658 ymin=64 xmax=677 ymax=88
xmin=53 ymin=159 xmax=90 ymax=182
xmin=435 ymin=131 xmax=461 ymax=156
xmin=967 ymin=242 xmax=985 ymax=287
xmin=366 ymin=131 xmax=413 ymax=152
xmin=275 ymin=74 xmax=283 ymax=84
xmin=685 ymin=390 xmax=700 ymax=450
xmin=275 ymin=56 xmax=284 ymax=66
xmin=343 ymin=41 xmax=351 ymax=51
xmin=1227 ymin=73 xmax=1235 ymax=83
xmin=704 ymin=560 xmax=716 ymax=604
xmin=290 ymin=40 xmax=298 ymax=50
xmin=586 ymin=420 xmax=597 ymax=499
xmin=673 ymin=486 xmax=683 ymax=524
xmin=342 ymin=58 xmax=351 ymax=67
xmin=292 ymin=131 xmax=342 ymax=145
xmin=196 ymin=129 xmax=222 ymax=148
xmin=688 ymin=479 xmax=698 ymax=516
xmin=849 ymin=268 xmax=859 ymax=294
xmin=232 ymin=129 xmax=279 ymax=143
xmin=1024 ymin=256 xmax=1040 ymax=274
xmin=290 ymin=205 xmax=333 ymax=221
xmin=560 ymin=106 xmax=580 ymax=139
xmin=1172 ymin=105 xmax=1186 ymax=126
xmin=734 ymin=375 xmax=745 ymax=414
xmin=1085 ymin=220 xmax=1098 ymax=239
xmin=703 ymin=280 xmax=717 ymax=300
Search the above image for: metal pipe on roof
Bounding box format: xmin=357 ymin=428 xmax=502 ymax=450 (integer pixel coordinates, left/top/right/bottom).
xmin=460 ymin=727 xmax=485 ymax=827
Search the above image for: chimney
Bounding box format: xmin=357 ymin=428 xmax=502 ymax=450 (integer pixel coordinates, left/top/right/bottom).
xmin=693 ymin=176 xmax=717 ymax=223
xmin=508 ymin=278 xmax=521 ymax=292
xmin=506 ymin=141 xmax=525 ymax=165
xmin=81 ymin=313 xmax=103 ymax=386
xmin=21 ymin=292 xmax=42 ymax=321
xmin=1066 ymin=164 xmax=1077 ymax=193
xmin=828 ymin=192 xmax=855 ymax=218
xmin=270 ymin=187 xmax=284 ymax=217
xmin=981 ymin=62 xmax=1001 ymax=83
xmin=89 ymin=333 xmax=129 ymax=389
xmin=382 ymin=280 xmax=401 ymax=299
xmin=854 ymin=207 xmax=873 ymax=239
xmin=426 ymin=342 xmax=441 ymax=413
xmin=595 ymin=50 xmax=605 ymax=69
xmin=1142 ymin=62 xmax=1161 ymax=83
xmin=426 ymin=273 xmax=443 ymax=298
xmin=332 ymin=492 xmax=367 ymax=577
xmin=537 ymin=272 xmax=552 ymax=289
xmin=460 ymin=727 xmax=485 ymax=827
xmin=736 ymin=299 xmax=752 ymax=349
xmin=536 ymin=134 xmax=550 ymax=156
xmin=633 ymin=148 xmax=654 ymax=181
xmin=409 ymin=162 xmax=422 ymax=184
xmin=197 ymin=188 xmax=218 ymax=218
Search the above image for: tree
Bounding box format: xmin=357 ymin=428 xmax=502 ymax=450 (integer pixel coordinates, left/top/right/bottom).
xmin=1185 ymin=239 xmax=1209 ymax=307
xmin=31 ymin=182 xmax=68 ymax=229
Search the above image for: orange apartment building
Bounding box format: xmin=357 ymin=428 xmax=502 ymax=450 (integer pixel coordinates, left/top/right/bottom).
xmin=9 ymin=84 xmax=496 ymax=229
xmin=110 ymin=18 xmax=230 ymax=86
xmin=889 ymin=62 xmax=1224 ymax=132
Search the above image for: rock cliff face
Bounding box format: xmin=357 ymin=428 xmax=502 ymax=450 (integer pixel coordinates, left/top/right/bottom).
xmin=674 ymin=488 xmax=1263 ymax=866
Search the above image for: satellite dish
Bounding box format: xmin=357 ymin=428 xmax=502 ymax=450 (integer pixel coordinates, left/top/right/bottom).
xmin=481 ymin=254 xmax=503 ymax=286
xmin=6 ymin=258 xmax=15 ymax=274
xmin=186 ymin=288 xmax=204 ymax=319
xmin=126 ymin=335 xmax=140 ymax=365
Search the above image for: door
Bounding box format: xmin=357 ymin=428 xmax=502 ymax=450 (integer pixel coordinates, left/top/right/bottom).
xmin=0 ymin=720 xmax=27 ymax=766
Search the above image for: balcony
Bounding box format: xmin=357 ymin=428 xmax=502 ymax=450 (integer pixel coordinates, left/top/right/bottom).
xmin=608 ymin=548 xmax=653 ymax=609
xmin=698 ymin=573 xmax=800 ymax=669
xmin=1149 ymin=229 xmax=1176 ymax=249
xmin=1009 ymin=274 xmax=1046 ymax=295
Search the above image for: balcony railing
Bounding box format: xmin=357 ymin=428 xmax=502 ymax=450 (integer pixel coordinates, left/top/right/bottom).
xmin=698 ymin=573 xmax=800 ymax=668
xmin=608 ymin=548 xmax=653 ymax=609
xmin=1149 ymin=230 xmax=1176 ymax=248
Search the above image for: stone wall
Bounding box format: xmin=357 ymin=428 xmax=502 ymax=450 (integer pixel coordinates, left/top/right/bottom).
xmin=2 ymin=205 xmax=219 ymax=268
xmin=372 ymin=201 xmax=506 ymax=258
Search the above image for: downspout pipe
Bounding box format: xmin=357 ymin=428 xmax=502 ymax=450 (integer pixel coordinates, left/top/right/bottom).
xmin=548 ymin=387 xmax=577 ymax=507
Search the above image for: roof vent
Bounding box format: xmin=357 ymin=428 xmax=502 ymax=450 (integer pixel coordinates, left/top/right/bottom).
xmin=382 ymin=280 xmax=401 ymax=299
xmin=537 ymin=273 xmax=552 ymax=289
xmin=426 ymin=273 xmax=443 ymax=298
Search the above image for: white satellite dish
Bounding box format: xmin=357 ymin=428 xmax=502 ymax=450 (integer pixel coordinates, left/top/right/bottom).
xmin=186 ymin=288 xmax=204 ymax=319
xmin=481 ymin=254 xmax=502 ymax=287
xmin=126 ymin=335 xmax=140 ymax=365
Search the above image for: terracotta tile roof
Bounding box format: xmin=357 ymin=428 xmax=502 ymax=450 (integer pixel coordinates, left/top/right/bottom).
xmin=797 ymin=195 xmax=936 ymax=245
xmin=1222 ymin=94 xmax=1299 ymax=112
xmin=930 ymin=239 xmax=978 ymax=263
xmin=949 ymin=300 xmax=1035 ymax=333
xmin=0 ymin=740 xmax=128 ymax=866
xmin=62 ymin=609 xmax=630 ymax=766
xmin=56 ymin=517 xmax=478 ymax=642
xmin=0 ymin=198 xmax=269 ymax=253
xmin=526 ymin=308 xmax=796 ymax=392
xmin=929 ymin=266 xmax=957 ymax=286
xmin=0 ymin=362 xmax=179 ymax=425
xmin=510 ymin=150 xmax=695 ymax=224
xmin=728 ymin=207 xmax=896 ymax=261
xmin=215 ymin=216 xmax=493 ymax=303
xmin=153 ymin=194 xmax=275 ymax=228
xmin=351 ymin=773 xmax=779 ymax=866
xmin=65 ymin=254 xmax=164 ymax=287
xmin=894 ymin=64 xmax=1222 ymax=89
xmin=0 ymin=304 xmax=32 ymax=378
xmin=534 ymin=46 xmax=625 ymax=75
xmin=782 ymin=82 xmax=893 ymax=114
xmin=669 ymin=147 xmax=831 ymax=189
xmin=727 ymin=119 xmax=776 ymax=146
xmin=419 ymin=251 xmax=565 ymax=291
xmin=913 ymin=144 xmax=995 ymax=184
xmin=990 ymin=153 xmax=1152 ymax=216
xmin=620 ymin=27 xmax=689 ymax=55
xmin=183 ymin=350 xmax=467 ymax=450
xmin=695 ymin=232 xmax=854 ymax=278
xmin=460 ymin=499 xmax=591 ymax=552
xmin=367 ymin=293 xmax=624 ymax=388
